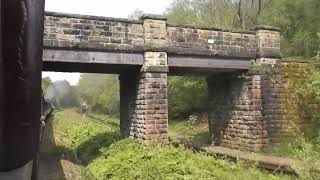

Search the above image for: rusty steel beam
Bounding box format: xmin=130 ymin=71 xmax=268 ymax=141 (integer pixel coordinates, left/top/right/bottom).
xmin=0 ymin=0 xmax=45 ymax=179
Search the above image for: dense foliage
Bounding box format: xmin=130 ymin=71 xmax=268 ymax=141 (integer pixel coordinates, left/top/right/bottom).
xmin=49 ymin=110 xmax=293 ymax=180
xmin=166 ymin=0 xmax=320 ymax=57
xmin=87 ymin=139 xmax=289 ymax=180
xmin=76 ymin=74 xmax=120 ymax=116
xmin=168 ymin=76 xmax=207 ymax=119
xmin=294 ymin=48 xmax=320 ymax=138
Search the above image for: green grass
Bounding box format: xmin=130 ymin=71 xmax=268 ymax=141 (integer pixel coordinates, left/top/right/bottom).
xmin=270 ymin=136 xmax=320 ymax=161
xmin=86 ymin=139 xmax=291 ymax=180
xmin=267 ymin=136 xmax=320 ymax=179
xmin=169 ymin=120 xmax=211 ymax=145
xmin=46 ymin=109 xmax=121 ymax=163
xmin=46 ymin=110 xmax=295 ymax=180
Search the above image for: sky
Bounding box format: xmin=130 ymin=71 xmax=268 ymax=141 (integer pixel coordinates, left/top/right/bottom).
xmin=43 ymin=0 xmax=172 ymax=85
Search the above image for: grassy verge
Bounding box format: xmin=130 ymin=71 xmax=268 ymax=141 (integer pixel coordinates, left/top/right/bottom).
xmin=86 ymin=139 xmax=292 ymax=180
xmin=46 ymin=110 xmax=296 ymax=180
xmin=267 ymin=136 xmax=320 ymax=179
xmin=169 ymin=120 xmax=211 ymax=145
xmin=269 ymin=136 xmax=320 ymax=161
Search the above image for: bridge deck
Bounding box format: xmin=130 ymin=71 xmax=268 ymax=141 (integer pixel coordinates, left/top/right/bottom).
xmin=43 ymin=49 xmax=251 ymax=74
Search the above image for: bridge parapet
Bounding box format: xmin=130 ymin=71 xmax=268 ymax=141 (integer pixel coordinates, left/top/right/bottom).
xmin=44 ymin=12 xmax=145 ymax=52
xmin=43 ymin=12 xmax=280 ymax=60
xmin=167 ymin=24 xmax=257 ymax=58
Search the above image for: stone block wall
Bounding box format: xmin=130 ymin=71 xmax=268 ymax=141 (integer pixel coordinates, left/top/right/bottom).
xmin=280 ymin=61 xmax=318 ymax=137
xmin=142 ymin=15 xmax=168 ymax=48
xmin=206 ymin=26 xmax=283 ymax=151
xmin=119 ymin=53 xmax=169 ymax=140
xmin=44 ymin=12 xmax=145 ymax=51
xmin=254 ymin=26 xmax=281 ymax=58
xmin=43 ymin=12 xmax=263 ymax=59
xmin=207 ymin=72 xmax=264 ymax=151
xmin=258 ymin=58 xmax=284 ymax=146
xmin=206 ymin=59 xmax=318 ymax=151
xmin=167 ymin=24 xmax=256 ymax=57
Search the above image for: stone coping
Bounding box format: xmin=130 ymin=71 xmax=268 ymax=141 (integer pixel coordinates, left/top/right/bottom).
xmin=250 ymin=25 xmax=281 ymax=32
xmin=281 ymin=57 xmax=312 ymax=63
xmin=45 ymin=11 xmax=143 ymax=24
xmin=140 ymin=14 xmax=167 ymax=21
xmin=167 ymin=22 xmax=256 ymax=34
xmin=45 ymin=11 xmax=281 ymax=35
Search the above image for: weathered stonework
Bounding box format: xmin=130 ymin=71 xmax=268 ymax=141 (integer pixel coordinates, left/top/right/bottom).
xmin=207 ymin=72 xmax=264 ymax=151
xmin=253 ymin=26 xmax=281 ymax=59
xmin=280 ymin=61 xmax=318 ymax=137
xmin=44 ymin=12 xmax=145 ymax=51
xmin=120 ymin=52 xmax=169 ymax=140
xmin=141 ymin=15 xmax=168 ymax=48
xmin=43 ymin=12 xmax=270 ymax=59
xmin=43 ymin=12 xmax=288 ymax=149
xmin=167 ymin=24 xmax=257 ymax=57
xmin=207 ymin=26 xmax=283 ymax=151
xmin=257 ymin=58 xmax=284 ymax=146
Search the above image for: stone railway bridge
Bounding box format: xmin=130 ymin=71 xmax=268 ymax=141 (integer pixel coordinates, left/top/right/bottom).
xmin=42 ymin=12 xmax=282 ymax=152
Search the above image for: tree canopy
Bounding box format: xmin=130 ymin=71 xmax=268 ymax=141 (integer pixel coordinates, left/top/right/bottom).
xmin=166 ymin=0 xmax=320 ymax=57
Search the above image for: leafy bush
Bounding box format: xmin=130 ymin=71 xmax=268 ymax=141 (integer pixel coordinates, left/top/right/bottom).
xmin=168 ymin=76 xmax=207 ymax=119
xmin=271 ymin=135 xmax=320 ymax=179
xmin=76 ymin=74 xmax=119 ymax=116
xmin=49 ymin=110 xmax=294 ymax=180
xmin=50 ymin=110 xmax=121 ymax=163
xmin=272 ymin=135 xmax=320 ymax=162
xmin=187 ymin=114 xmax=198 ymax=127
xmin=86 ymin=139 xmax=289 ymax=180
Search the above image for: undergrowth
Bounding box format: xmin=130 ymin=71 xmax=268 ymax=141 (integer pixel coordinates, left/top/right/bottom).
xmin=48 ymin=110 xmax=294 ymax=180
xmin=169 ymin=120 xmax=211 ymax=145
xmin=86 ymin=139 xmax=290 ymax=180
xmin=270 ymin=135 xmax=320 ymax=179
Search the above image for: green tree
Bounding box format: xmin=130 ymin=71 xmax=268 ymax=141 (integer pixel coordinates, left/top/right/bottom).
xmin=166 ymin=0 xmax=273 ymax=29
xmin=268 ymin=0 xmax=320 ymax=57
xmin=168 ymin=76 xmax=207 ymax=119
xmin=76 ymin=74 xmax=119 ymax=116
xmin=166 ymin=0 xmax=319 ymax=57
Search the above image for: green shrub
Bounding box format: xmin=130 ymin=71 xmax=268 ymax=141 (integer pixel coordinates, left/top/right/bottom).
xmin=86 ymin=139 xmax=290 ymax=180
xmin=168 ymin=76 xmax=207 ymax=119
xmin=50 ymin=110 xmax=294 ymax=180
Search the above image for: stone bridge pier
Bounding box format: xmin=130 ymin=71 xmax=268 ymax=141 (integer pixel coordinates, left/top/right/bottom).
xmin=207 ymin=27 xmax=281 ymax=151
xmin=118 ymin=15 xmax=169 ymax=140
xmin=120 ymin=52 xmax=169 ymax=140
